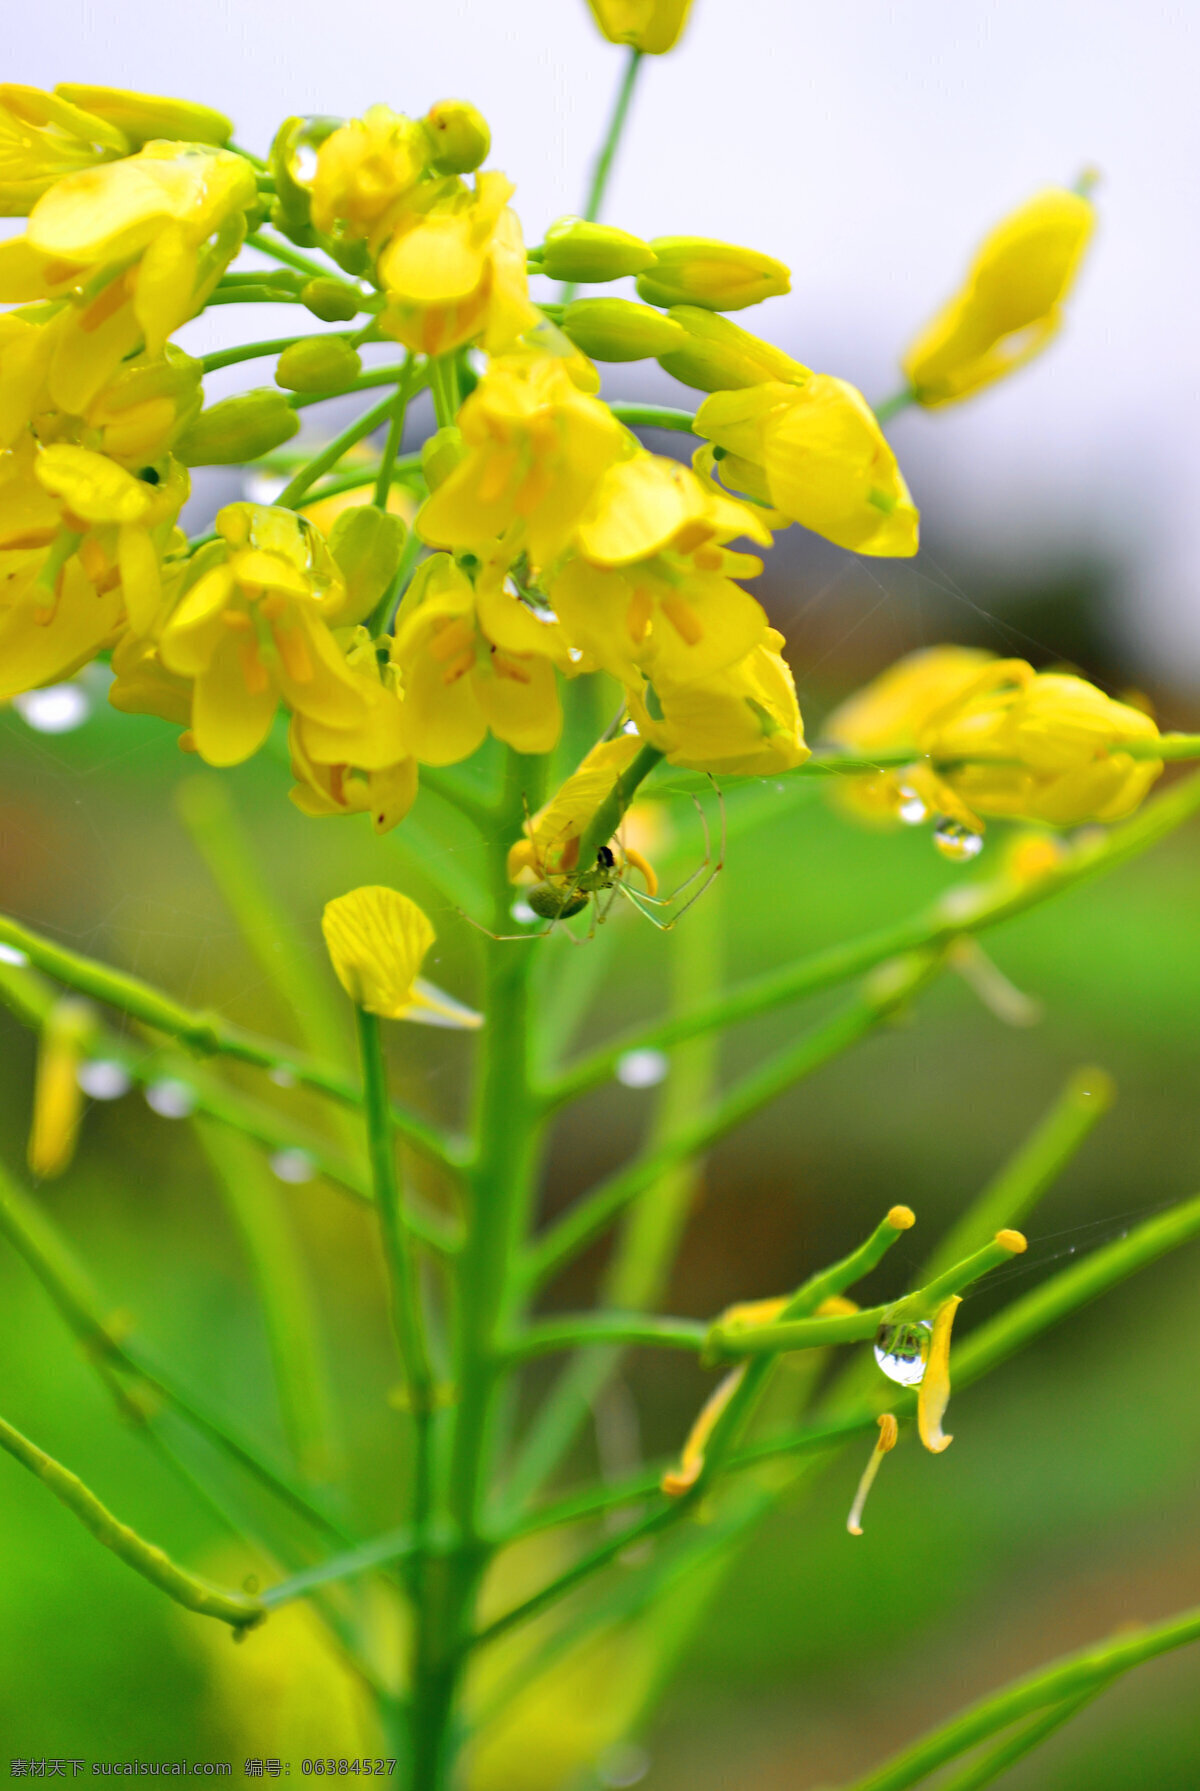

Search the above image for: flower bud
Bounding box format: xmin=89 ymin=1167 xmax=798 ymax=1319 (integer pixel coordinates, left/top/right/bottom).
xmin=175 ymin=388 xmax=300 ymax=467
xmin=538 ymin=216 xmax=656 ymax=283
xmin=587 ymin=0 xmax=694 ymax=54
xmin=421 ymin=99 xmax=491 ymax=174
xmin=327 ymin=504 xmax=407 ymax=624
xmin=560 ymin=297 xmax=686 ymax=362
xmin=275 ymin=335 xmax=362 ymax=394
xmin=636 ymin=238 xmax=790 ymax=312
xmin=300 ymin=276 xmax=364 ymax=323
xmin=28 ymin=996 xmax=93 ymax=1180
xmin=54 ymin=84 xmax=232 ymax=146
xmin=658 ymin=306 xmax=809 ymax=392
xmin=421 ymin=425 xmax=466 ymax=492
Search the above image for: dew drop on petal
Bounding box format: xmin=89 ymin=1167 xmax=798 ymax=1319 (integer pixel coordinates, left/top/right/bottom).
xmin=873 ymin=1319 xmax=933 ymax=1386
xmin=597 ymin=1743 xmax=651 ymax=1788
xmin=897 ymin=787 xmax=928 ymax=826
xmin=616 ymin=1048 xmax=669 ymax=1089
xmin=933 ymin=818 xmax=983 ymax=863
xmin=270 ymin=1147 xmax=316 ymax=1185
xmin=0 ymin=943 xmax=29 ymax=967
xmin=77 ymin=1060 xmax=132 ymax=1101
xmin=144 ymin=1079 xmax=197 ymax=1119
xmin=14 ymin=684 xmax=91 ymax=734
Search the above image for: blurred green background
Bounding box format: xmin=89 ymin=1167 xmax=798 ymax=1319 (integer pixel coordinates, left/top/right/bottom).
xmin=1 ymin=553 xmax=1198 ymax=1786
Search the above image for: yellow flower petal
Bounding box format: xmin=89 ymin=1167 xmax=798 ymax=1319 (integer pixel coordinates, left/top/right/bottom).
xmin=917 ymin=1295 xmax=962 ymax=1455
xmin=321 ymin=886 xmax=437 ymax=1019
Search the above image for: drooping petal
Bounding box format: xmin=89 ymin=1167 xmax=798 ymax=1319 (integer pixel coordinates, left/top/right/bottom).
xmin=917 ymin=1295 xmax=962 ymax=1455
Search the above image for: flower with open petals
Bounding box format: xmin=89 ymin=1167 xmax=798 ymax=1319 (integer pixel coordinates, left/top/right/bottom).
xmin=322 ymin=886 xmax=480 ymax=1027
xmin=696 ymin=377 xmax=918 ymax=556
xmin=628 ymin=626 xmax=809 ymax=776
xmin=289 ymin=627 xmax=418 ymax=834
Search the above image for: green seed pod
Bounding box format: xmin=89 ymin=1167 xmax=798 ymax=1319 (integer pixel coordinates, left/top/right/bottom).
xmin=560 ymin=298 xmax=687 ymax=363
xmin=539 ymin=216 xmax=657 ymax=284
xmin=175 ymin=388 xmax=300 ymax=467
xmin=528 ymin=882 xmax=589 ymax=921
xmin=275 ymin=335 xmax=362 ymax=394
xmin=300 ymin=276 xmax=364 ymax=323
xmin=635 ymin=237 xmax=791 ymax=312
xmin=421 ymin=425 xmax=466 ymax=492
xmin=658 ymin=306 xmax=809 ymax=392
xmin=422 ymin=99 xmax=491 ymax=174
xmin=327 ymin=504 xmax=407 ymax=625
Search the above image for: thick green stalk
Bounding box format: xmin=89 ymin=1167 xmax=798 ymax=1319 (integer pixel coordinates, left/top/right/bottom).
xmin=549 ymin=766 xmax=1200 ymax=1104
xmin=936 ymin=1685 xmax=1109 ymax=1791
xmin=375 ymin=358 xmax=416 ymax=508
xmin=411 ymin=749 xmax=547 ymax=1789
xmin=0 ymin=1410 xmax=264 ymax=1631
xmin=502 ymin=1313 xmax=708 ymax=1360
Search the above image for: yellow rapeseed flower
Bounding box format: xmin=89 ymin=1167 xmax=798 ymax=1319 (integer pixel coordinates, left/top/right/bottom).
xmin=903 ymin=188 xmax=1095 ymax=406
xmin=696 ymin=377 xmax=919 ymax=556
xmin=829 ymin=648 xmax=1164 ymax=832
xmin=157 ymin=504 xmax=369 ymax=767
xmin=549 ymin=453 xmax=772 ymax=687
xmin=417 ymin=352 xmax=629 ymax=568
xmin=0 ymin=437 xmax=188 ymax=698
xmin=586 ymin=0 xmax=694 ymax=53
xmin=322 ymin=885 xmax=480 ymax=1026
xmin=627 ymin=626 xmax=809 ymax=776
xmin=310 ymin=105 xmax=430 ymax=244
xmin=289 ymin=627 xmax=418 ymax=834
xmin=0 ymin=85 xmax=129 ymax=214
xmin=392 ymin=553 xmax=567 ymax=764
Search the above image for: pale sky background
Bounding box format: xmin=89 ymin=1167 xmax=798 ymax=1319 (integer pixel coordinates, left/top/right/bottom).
xmin=9 ymin=0 xmax=1200 ymax=684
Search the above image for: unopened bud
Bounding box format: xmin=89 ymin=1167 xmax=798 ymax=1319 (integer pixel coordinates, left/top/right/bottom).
xmin=300 ymin=276 xmax=364 ymax=323
xmin=561 ymin=297 xmax=686 ymax=362
xmin=328 ymin=504 xmax=407 ymax=624
xmin=175 ymin=388 xmax=300 ymax=467
xmin=421 ymin=425 xmax=466 ymax=492
xmin=275 ymin=335 xmax=362 ymax=394
xmin=538 ymin=216 xmax=657 ymax=283
xmin=659 ymin=306 xmax=809 ymax=392
xmin=636 ymin=237 xmax=791 ymax=312
xmin=55 ymin=85 xmax=232 ymax=147
xmin=421 ymin=99 xmax=491 ymax=174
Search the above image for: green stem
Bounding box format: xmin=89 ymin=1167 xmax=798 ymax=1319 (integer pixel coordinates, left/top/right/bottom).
xmin=558 ymin=46 xmax=644 ymax=303
xmin=936 ymin=1685 xmax=1110 ymax=1791
xmin=0 ymin=1410 xmax=264 ymax=1631
xmin=375 ymin=358 xmax=416 ymax=509
xmin=549 ymin=766 xmax=1200 ymax=1105
xmin=527 ymin=950 xmax=942 ymax=1291
xmin=874 ymin=387 xmax=916 ymax=423
xmin=607 ymin=402 xmax=698 ymax=435
xmin=573 ymin=743 xmax=665 ymax=880
xmin=843 ymin=1608 xmax=1200 ymax=1791
xmin=0 ymin=909 xmax=456 ymax=1168
xmin=277 ymin=390 xmax=401 ymax=508
xmin=246 ymin=230 xmax=340 ymax=283
xmin=201 ymin=334 xmax=315 ymax=373
xmin=502 ymin=1313 xmax=708 ymax=1361
xmin=205 ymin=287 xmax=305 ymax=307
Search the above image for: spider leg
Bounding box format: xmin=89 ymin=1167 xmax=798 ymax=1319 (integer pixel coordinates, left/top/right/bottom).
xmin=458 ymin=907 xmax=555 ymax=944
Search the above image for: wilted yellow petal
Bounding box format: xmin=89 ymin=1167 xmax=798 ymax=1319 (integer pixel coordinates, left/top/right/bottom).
xmin=847 ymin=1412 xmax=899 ymax=1536
xmin=917 ymin=1295 xmax=962 ymax=1455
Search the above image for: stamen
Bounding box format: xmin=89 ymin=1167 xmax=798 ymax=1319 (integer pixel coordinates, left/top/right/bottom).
xmin=661 ymin=1365 xmax=746 ymax=1497
xmin=847 ymin=1413 xmax=899 ymax=1535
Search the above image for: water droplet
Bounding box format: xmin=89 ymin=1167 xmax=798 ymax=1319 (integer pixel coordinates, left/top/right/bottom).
xmin=897 ymin=787 xmax=928 ymax=826
xmin=0 ymin=943 xmax=29 ymax=968
xmin=270 ymin=1148 xmax=316 ymax=1185
xmin=76 ymin=1060 xmax=132 ymax=1101
xmin=268 ymin=1065 xmax=297 ymax=1088
xmin=621 ymin=719 xmax=640 ymax=736
xmin=510 ymin=899 xmax=538 ymax=925
xmin=873 ymin=1319 xmax=932 ymax=1386
xmin=14 ymin=683 xmax=91 ymax=734
xmin=144 ymin=1079 xmax=197 ymax=1119
xmin=290 ymin=143 xmax=319 ymax=183
xmin=597 ymin=1743 xmax=650 ymax=1788
xmin=933 ymin=818 xmax=983 ymax=863
xmin=616 ymin=1049 xmax=668 ymax=1089
xmin=567 ymin=647 xmax=584 ymax=663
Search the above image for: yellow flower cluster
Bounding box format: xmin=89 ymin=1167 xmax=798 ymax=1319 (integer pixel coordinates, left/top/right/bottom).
xmin=826 ymin=647 xmax=1163 ymax=833
xmin=0 ymin=66 xmax=1141 ymax=868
